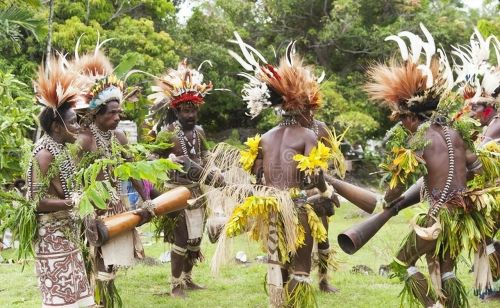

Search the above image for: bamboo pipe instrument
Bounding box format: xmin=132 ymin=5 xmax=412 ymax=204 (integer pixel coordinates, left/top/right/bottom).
xmin=326 ymin=176 xmax=377 ymax=214
xmin=90 ymin=186 xmax=191 ymax=246
xmin=337 ymin=181 xmax=422 ymax=254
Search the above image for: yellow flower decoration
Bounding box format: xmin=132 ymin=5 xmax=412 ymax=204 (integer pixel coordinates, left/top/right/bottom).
xmin=293 ymin=141 xmax=331 ymax=175
xmin=381 ymin=146 xmax=425 ymax=189
xmin=239 ymin=134 xmax=261 ymax=172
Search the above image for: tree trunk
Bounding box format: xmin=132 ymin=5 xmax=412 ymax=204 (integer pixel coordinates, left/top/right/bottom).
xmin=85 ymin=0 xmax=90 ymax=25
xmin=45 ymin=0 xmax=54 ymax=63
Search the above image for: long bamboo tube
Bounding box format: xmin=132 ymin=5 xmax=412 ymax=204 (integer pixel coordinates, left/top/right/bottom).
xmin=90 ymin=187 xmax=190 ymax=246
xmin=328 ymin=177 xmax=377 ymax=214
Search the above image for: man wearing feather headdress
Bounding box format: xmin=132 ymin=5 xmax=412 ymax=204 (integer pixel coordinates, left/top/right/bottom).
xmin=27 ymin=55 xmax=94 ymax=307
xmin=452 ymin=30 xmax=500 ymax=299
xmin=73 ymin=40 xmax=152 ymax=307
xmin=147 ymin=59 xmax=215 ymax=298
xmin=453 ymin=30 xmax=500 ymax=145
xmin=365 ymin=24 xmax=485 ymax=307
xmin=227 ymin=33 xmax=336 ymax=307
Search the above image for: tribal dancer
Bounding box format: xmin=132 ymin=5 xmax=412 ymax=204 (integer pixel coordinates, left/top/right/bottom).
xmin=365 ymin=24 xmax=491 ymax=307
xmin=295 ymin=112 xmax=342 ymax=293
xmin=148 ymin=59 xmax=214 ymax=298
xmin=27 ymin=56 xmax=94 ymax=307
xmin=74 ymin=41 xmax=151 ymax=307
xmin=224 ymin=33 xmax=335 ymax=307
xmin=452 ymin=30 xmax=500 ymax=298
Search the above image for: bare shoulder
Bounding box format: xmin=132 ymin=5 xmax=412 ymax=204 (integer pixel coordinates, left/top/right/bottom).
xmin=195 ymin=125 xmax=206 ymax=138
xmin=35 ymin=149 xmax=54 ymax=174
xmin=77 ymin=129 xmax=95 ymax=151
xmin=315 ymin=120 xmax=331 ymax=140
xmin=114 ymin=130 xmax=129 ymax=145
xmin=302 ymin=126 xmax=318 ymax=142
xmin=261 ymin=126 xmax=279 ymax=142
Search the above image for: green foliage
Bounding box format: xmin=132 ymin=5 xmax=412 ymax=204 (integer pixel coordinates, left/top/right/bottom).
xmin=0 ymin=190 xmax=36 ymax=266
xmin=222 ymin=129 xmax=244 ymax=148
xmin=0 ymin=71 xmax=38 ymax=184
xmin=114 ymin=159 xmax=182 ymax=186
xmin=74 ymin=158 xmax=114 ymax=217
xmin=334 ymin=111 xmax=379 ymax=145
xmin=0 ymin=5 xmax=46 ymax=52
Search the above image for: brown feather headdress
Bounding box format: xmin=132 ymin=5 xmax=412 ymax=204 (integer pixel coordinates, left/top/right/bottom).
xmin=148 ymin=59 xmax=213 ymax=111
xmin=72 ymin=36 xmax=124 ymax=110
xmin=34 ymin=55 xmax=82 ymax=110
xmin=365 ymin=23 xmax=453 ymax=120
xmin=228 ymin=32 xmax=324 ymax=118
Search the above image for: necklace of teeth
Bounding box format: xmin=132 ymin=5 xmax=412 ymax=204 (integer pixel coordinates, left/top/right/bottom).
xmin=175 ymin=121 xmax=200 ymax=157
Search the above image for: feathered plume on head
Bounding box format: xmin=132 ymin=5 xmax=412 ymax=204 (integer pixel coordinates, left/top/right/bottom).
xmin=228 ymin=32 xmax=324 ymax=118
xmin=72 ymin=35 xmax=124 ymax=111
xmin=364 ymin=23 xmax=453 ymax=120
xmin=452 ymin=29 xmax=500 ymax=108
xmin=148 ymin=59 xmax=213 ymax=115
xmin=34 ymin=55 xmax=82 ymax=110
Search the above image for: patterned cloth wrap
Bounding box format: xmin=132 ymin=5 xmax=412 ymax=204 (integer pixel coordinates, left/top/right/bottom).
xmin=35 ymin=210 xmax=94 ymax=308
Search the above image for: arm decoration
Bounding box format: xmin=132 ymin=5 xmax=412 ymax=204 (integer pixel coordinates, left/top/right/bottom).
xmin=239 ymin=134 xmax=261 ymax=172
xmin=379 ymin=123 xmax=428 ymax=189
xmin=140 ymin=199 xmax=156 ymax=217
xmin=380 ymin=146 xmax=426 ymax=189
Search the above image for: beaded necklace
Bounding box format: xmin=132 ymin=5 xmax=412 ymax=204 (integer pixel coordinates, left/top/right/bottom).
xmin=279 ymin=116 xmax=299 ymax=127
xmin=174 ymin=121 xmax=201 ymax=157
xmin=89 ymin=123 xmax=123 ymax=210
xmin=89 ymin=123 xmax=112 ymax=158
xmin=27 ymin=134 xmax=76 ymax=200
xmin=310 ymin=120 xmax=319 ymax=136
xmin=424 ymin=125 xmax=455 ymax=218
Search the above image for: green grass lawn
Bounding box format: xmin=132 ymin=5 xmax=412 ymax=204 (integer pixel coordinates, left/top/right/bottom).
xmin=1 ymin=203 xmax=498 ymax=307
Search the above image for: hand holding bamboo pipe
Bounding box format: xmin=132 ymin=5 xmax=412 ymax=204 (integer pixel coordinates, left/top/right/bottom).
xmin=337 ymin=180 xmax=423 ymax=254
xmin=87 ymin=186 xmax=191 ymax=246
xmin=324 ymin=174 xmax=377 ymax=214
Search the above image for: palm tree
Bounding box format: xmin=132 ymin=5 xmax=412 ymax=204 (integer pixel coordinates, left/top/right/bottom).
xmin=0 ymin=4 xmax=45 ymax=53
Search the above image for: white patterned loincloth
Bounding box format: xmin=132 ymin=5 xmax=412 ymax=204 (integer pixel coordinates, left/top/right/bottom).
xmin=35 ymin=211 xmax=94 ymax=308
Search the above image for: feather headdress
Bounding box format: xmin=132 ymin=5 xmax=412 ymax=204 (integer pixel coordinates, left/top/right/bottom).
xmin=34 ymin=55 xmax=82 ymax=110
xmin=365 ymin=23 xmax=453 ymax=120
xmin=452 ymin=30 xmax=500 ymax=107
xmin=228 ymin=32 xmax=324 ymax=118
xmin=72 ymin=35 xmax=124 ymax=110
xmin=148 ymin=59 xmax=213 ymax=115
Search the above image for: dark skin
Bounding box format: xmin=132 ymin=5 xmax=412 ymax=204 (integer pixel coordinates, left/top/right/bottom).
xmin=153 ymin=104 xmax=209 ymax=164
xmin=391 ymin=114 xmax=479 ymax=209
xmin=298 ymin=117 xmax=339 ymax=293
xmin=35 ymin=108 xmax=80 ymax=212
xmin=253 ymin=114 xmax=328 ymax=297
xmin=470 ymin=103 xmax=499 ymax=145
xmin=380 ymin=114 xmax=481 ymax=306
xmin=77 ymin=101 xmax=150 ymax=220
xmin=151 ymin=103 xmax=209 ymax=297
xmin=314 ymin=119 xmax=340 ymax=293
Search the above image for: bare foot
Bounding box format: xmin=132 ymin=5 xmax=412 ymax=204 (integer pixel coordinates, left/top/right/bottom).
xmin=185 ymin=280 xmax=205 ymax=291
xmin=319 ymin=280 xmax=339 ymax=293
xmin=171 ymin=285 xmax=186 ymax=298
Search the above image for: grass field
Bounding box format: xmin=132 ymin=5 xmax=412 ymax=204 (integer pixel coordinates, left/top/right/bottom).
xmin=0 ymin=203 xmax=498 ymax=308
